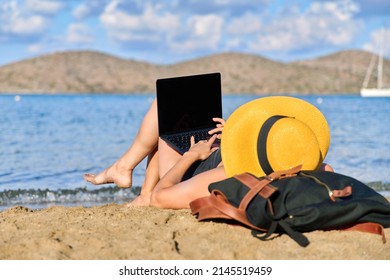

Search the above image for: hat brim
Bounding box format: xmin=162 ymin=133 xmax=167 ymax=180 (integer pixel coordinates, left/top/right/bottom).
xmin=221 ymin=96 xmax=330 ymax=177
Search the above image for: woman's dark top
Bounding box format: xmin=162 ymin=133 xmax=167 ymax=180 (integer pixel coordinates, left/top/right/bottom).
xmin=183 ymin=149 xmax=222 ymax=180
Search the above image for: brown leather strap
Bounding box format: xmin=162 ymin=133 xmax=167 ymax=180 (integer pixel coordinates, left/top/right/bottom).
xmin=332 ymin=186 xmax=352 ymax=198
xmin=190 ymin=195 xmax=234 ymax=221
xmin=190 ymin=191 xmax=268 ymax=232
xmin=233 ymin=165 xmax=302 ymax=190
xmin=197 ymin=205 xmax=233 ymax=221
xmin=234 ymin=166 xmax=302 ymax=213
xmin=339 ymin=222 xmax=387 ymax=243
xmin=208 ymin=190 xmax=249 ymax=223
xmin=267 ymin=165 xmax=302 ymax=181
xmin=234 ymin=173 xmax=262 ymax=189
xmin=208 ymin=190 xmax=267 ymax=232
xmin=236 ymin=176 xmax=276 ymax=211
xmin=190 ymin=196 xmax=210 ymax=215
xmin=234 ymin=173 xmax=276 ymax=200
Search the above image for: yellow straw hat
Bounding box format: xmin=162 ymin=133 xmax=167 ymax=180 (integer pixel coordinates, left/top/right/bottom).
xmin=221 ymin=96 xmax=330 ymax=177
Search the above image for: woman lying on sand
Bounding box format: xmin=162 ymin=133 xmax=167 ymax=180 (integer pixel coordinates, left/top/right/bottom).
xmin=84 ymin=98 xmax=227 ymax=209
xmin=84 ymin=98 xmax=333 ymax=209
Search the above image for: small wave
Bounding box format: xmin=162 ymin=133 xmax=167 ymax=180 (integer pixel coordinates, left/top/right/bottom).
xmin=1 ymin=181 xmax=389 ymax=212
xmin=0 ymin=172 xmax=13 ymax=178
xmin=0 ymin=186 xmax=140 ymax=211
xmin=367 ymin=182 xmax=390 ymax=191
xmin=367 ymin=182 xmax=390 ymax=198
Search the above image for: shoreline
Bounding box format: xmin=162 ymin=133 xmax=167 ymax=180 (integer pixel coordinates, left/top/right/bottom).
xmin=1 ymin=184 xmax=389 ymax=213
xmin=1 ymin=203 xmax=389 ymax=260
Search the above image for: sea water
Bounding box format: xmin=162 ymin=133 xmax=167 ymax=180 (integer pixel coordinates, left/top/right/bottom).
xmin=1 ymin=94 xmax=389 ymax=210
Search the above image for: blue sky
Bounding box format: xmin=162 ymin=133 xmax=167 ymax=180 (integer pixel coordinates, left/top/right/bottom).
xmin=0 ymin=0 xmax=389 ymax=66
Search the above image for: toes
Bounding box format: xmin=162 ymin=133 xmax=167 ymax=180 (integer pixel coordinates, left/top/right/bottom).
xmin=83 ymin=173 xmax=97 ymax=184
xmin=83 ymin=173 xmax=94 ymax=180
xmin=83 ymin=171 xmax=131 ymax=188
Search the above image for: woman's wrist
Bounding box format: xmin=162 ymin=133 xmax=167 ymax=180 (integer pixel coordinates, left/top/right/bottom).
xmin=183 ymin=150 xmax=201 ymax=161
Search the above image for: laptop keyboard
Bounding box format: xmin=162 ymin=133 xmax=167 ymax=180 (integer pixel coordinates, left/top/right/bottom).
xmin=165 ymin=129 xmax=212 ymax=152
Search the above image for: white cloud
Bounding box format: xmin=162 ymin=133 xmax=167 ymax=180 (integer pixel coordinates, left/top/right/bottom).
xmin=66 ymin=23 xmax=94 ymax=44
xmin=9 ymin=15 xmax=47 ymax=35
xmin=27 ymin=43 xmax=42 ymax=53
xmin=0 ymin=0 xmax=48 ymax=36
xmin=169 ymin=14 xmax=224 ymax=52
xmin=73 ymin=1 xmax=96 ymax=19
xmin=190 ymin=14 xmax=223 ymax=39
xmin=246 ymin=0 xmax=362 ymax=53
xmin=25 ymin=0 xmax=63 ymax=15
xmin=227 ymin=12 xmax=262 ymax=35
xmin=73 ymin=0 xmax=108 ymax=19
xmin=168 ymin=0 xmax=270 ymax=17
xmin=310 ymin=0 xmax=359 ymax=21
xmin=97 ymin=0 xmax=364 ymax=59
xmin=363 ymin=27 xmax=390 ymax=57
xmin=1 ymin=0 xmax=383 ymax=65
xmin=100 ymin=0 xmax=179 ymax=43
xmin=96 ymin=0 xmax=364 ymax=59
xmin=99 ymin=0 xmax=225 ymax=53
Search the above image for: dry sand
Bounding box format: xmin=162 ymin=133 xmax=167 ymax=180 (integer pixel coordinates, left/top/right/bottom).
xmin=0 ymin=203 xmax=389 ymax=260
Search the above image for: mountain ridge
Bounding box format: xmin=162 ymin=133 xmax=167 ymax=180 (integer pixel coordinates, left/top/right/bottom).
xmin=0 ymin=49 xmax=388 ymax=94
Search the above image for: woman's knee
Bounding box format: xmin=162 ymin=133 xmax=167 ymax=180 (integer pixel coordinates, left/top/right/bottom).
xmin=150 ymin=188 xmax=188 ymax=209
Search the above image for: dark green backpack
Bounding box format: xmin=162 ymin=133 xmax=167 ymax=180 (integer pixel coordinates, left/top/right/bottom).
xmin=190 ymin=165 xmax=390 ymax=247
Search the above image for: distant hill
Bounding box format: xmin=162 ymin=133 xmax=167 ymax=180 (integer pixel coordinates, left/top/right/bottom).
xmin=0 ymin=50 xmax=388 ymax=94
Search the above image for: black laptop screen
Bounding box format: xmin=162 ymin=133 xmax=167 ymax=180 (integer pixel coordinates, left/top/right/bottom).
xmin=156 ymin=73 xmax=222 ymax=134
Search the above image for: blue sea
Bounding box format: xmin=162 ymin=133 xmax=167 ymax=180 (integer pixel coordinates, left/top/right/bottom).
xmin=1 ymin=94 xmax=389 ymax=210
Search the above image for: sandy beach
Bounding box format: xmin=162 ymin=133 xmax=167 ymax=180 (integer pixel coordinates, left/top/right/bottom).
xmin=0 ymin=202 xmax=389 ymax=260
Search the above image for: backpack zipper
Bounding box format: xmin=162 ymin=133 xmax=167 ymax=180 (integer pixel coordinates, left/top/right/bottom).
xmin=300 ymin=172 xmax=335 ymax=202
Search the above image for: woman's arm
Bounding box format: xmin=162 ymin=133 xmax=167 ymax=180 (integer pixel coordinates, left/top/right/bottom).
xmin=154 ymin=134 xmax=219 ymax=192
xmin=150 ymin=165 xmax=226 ymax=209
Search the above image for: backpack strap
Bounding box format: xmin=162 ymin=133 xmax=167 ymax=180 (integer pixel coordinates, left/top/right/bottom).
xmin=190 ymin=189 xmax=269 ymax=232
xmin=208 ymin=190 xmax=257 ymax=228
xmin=234 ymin=165 xmax=302 ymax=213
xmin=190 ymin=195 xmax=233 ymax=221
xmin=252 ymin=220 xmax=310 ymax=247
xmin=266 ymin=164 xmax=302 ymax=180
xmin=235 ymin=165 xmax=313 ymax=247
xmin=234 ymin=165 xmax=302 ymax=190
xmin=234 ymin=173 xmax=276 ymax=213
xmin=190 ymin=165 xmax=303 ymax=222
xmin=335 ymin=222 xmax=387 ymax=243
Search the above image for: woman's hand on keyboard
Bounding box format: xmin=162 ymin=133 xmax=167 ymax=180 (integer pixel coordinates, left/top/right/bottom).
xmin=187 ymin=134 xmax=219 ymax=161
xmin=208 ymin=117 xmax=225 ymax=139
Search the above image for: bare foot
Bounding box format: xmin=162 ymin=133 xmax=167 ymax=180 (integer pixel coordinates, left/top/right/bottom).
xmin=84 ymin=163 xmax=133 ymax=188
xmin=124 ymin=193 xmax=151 ymax=207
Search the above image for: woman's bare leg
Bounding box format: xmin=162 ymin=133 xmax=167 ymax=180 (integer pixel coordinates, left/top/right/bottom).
xmin=84 ymin=99 xmax=159 ymax=188
xmin=126 ymin=134 xmax=197 ymax=205
xmin=124 ymin=147 xmax=160 ymax=206
xmin=157 ymin=138 xmax=182 ymax=178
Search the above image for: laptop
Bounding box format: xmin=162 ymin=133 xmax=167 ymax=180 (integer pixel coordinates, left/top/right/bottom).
xmin=156 ymin=72 xmax=223 ymax=155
